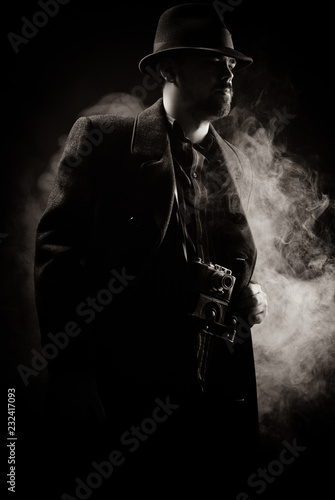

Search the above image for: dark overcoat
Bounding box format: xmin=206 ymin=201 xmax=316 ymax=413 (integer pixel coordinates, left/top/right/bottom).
xmin=34 ymin=98 xmax=260 ymax=495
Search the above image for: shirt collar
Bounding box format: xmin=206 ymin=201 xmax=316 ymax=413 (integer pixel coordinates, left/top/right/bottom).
xmin=165 ymin=111 xmax=215 ymax=156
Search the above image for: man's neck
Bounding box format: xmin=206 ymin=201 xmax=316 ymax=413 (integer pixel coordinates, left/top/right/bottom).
xmin=163 ymin=93 xmax=210 ymax=144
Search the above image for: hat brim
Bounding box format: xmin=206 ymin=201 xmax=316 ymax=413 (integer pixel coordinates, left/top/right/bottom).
xmin=139 ymin=46 xmax=253 ymax=75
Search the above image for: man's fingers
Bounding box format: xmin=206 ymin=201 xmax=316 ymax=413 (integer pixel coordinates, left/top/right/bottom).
xmin=247 ymin=298 xmax=269 ymax=325
xmin=238 ymin=283 xmax=268 ymax=326
xmin=239 ymin=291 xmax=263 ymax=308
xmin=248 ymin=309 xmax=266 ymax=325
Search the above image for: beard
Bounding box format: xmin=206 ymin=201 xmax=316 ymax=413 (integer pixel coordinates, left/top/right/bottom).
xmin=190 ymin=87 xmax=233 ymax=122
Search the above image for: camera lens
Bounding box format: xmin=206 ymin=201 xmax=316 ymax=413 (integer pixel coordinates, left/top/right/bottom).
xmin=211 ymin=272 xmax=233 ymax=292
xmin=222 ymin=276 xmax=233 ymax=289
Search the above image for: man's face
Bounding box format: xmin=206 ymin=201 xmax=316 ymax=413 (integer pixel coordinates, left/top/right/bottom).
xmin=173 ymin=52 xmax=236 ymax=121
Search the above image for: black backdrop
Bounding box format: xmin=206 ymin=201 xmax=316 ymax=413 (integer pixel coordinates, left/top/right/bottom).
xmin=2 ymin=1 xmax=334 ymax=498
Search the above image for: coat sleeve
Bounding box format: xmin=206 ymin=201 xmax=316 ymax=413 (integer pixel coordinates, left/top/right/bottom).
xmin=34 ymin=116 xmax=98 ymax=376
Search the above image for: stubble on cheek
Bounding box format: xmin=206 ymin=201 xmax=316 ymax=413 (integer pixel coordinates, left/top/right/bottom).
xmin=199 ymin=90 xmax=233 ymax=120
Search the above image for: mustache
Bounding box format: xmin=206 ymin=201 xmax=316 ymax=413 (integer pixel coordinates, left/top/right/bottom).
xmin=214 ymin=82 xmax=233 ymax=92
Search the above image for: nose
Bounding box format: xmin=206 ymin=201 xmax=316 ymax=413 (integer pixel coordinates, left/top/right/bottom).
xmin=218 ymin=58 xmax=235 ymax=82
xmin=222 ymin=73 xmax=233 ymax=87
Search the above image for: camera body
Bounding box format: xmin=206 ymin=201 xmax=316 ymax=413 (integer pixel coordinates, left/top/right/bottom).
xmin=187 ymin=258 xmax=235 ymax=303
xmin=185 ymin=258 xmax=237 ymax=342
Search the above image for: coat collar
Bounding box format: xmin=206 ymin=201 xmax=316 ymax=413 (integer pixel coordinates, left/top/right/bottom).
xmin=131 ymin=97 xmax=230 ymax=161
xmin=130 ymin=97 xmax=249 ymax=201
xmin=131 ymin=98 xmax=169 ymax=159
xmin=131 ymin=99 xmax=175 ymax=244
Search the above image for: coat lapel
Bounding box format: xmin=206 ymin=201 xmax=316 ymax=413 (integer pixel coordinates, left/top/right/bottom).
xmin=131 ymin=98 xmax=176 ymax=244
xmin=209 ymin=124 xmax=252 ymax=215
xmin=208 ymin=124 xmax=257 ymax=288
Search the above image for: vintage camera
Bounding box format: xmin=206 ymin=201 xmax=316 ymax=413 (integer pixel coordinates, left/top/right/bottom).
xmin=185 ymin=258 xmax=237 ymax=342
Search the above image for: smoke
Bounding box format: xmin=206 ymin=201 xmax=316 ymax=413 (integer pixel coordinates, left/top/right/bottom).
xmin=217 ymin=102 xmax=335 ymax=441
xmin=79 ymin=92 xmax=145 ymax=118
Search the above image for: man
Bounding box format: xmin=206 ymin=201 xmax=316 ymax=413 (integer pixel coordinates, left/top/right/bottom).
xmin=35 ymin=3 xmax=267 ymax=497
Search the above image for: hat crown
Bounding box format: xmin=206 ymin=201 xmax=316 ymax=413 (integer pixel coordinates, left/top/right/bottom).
xmin=153 ymin=3 xmax=234 ymax=52
xmin=138 ymin=3 xmax=253 ymax=73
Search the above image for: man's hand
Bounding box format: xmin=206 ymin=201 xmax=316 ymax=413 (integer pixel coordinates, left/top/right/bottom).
xmin=238 ymin=282 xmax=268 ymax=326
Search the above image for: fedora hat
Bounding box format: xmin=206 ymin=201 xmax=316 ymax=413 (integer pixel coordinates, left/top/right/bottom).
xmin=139 ymin=3 xmax=253 ymax=74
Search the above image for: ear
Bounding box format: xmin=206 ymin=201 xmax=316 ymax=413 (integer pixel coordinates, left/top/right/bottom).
xmin=159 ymin=56 xmax=177 ymax=83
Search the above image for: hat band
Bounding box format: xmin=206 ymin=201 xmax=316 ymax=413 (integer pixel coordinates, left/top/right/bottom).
xmin=153 ymin=28 xmax=234 ymax=53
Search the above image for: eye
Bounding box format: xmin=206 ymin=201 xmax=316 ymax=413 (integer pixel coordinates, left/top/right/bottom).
xmin=205 ymin=58 xmax=236 ymax=71
xmin=211 ymin=59 xmax=223 ymax=65
xmin=228 ymin=58 xmax=236 ymax=71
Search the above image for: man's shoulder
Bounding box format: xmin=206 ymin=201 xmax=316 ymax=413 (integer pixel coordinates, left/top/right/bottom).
xmin=63 ymin=113 xmax=137 ymax=163
xmin=89 ymin=113 xmax=135 ymax=129
xmin=70 ymin=97 xmax=164 ymax=139
xmin=72 ymin=113 xmax=135 ymax=137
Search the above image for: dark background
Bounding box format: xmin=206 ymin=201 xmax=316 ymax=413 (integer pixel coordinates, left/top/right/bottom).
xmin=2 ymin=0 xmax=334 ymax=498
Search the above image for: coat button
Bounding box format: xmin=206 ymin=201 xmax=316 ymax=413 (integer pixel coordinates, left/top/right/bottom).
xmin=192 ymin=172 xmax=198 ymax=178
xmin=129 ymin=216 xmax=140 ymax=228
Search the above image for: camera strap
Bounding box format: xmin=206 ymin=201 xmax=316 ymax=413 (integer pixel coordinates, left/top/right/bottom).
xmin=174 ymin=184 xmax=189 ymax=263
xmin=173 ymin=177 xmax=208 ymax=265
